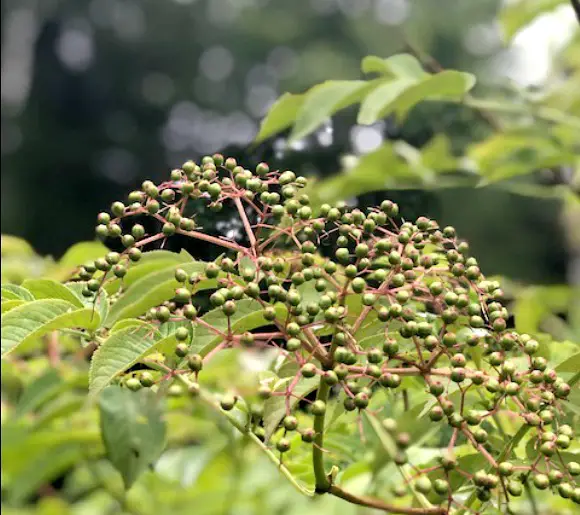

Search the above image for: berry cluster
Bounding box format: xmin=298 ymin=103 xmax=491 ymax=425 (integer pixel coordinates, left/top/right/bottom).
xmin=79 ymin=155 xmax=578 ymax=513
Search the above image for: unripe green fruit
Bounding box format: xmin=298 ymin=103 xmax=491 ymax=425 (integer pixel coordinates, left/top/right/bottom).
xmin=283 ymin=415 xmax=298 ymax=431
xmin=415 ymin=477 xmax=432 ymax=494
xmin=379 ymin=373 xmax=401 ymax=389
xmin=507 ymin=480 xmax=523 ymax=496
xmin=220 ymin=394 xmax=237 ymax=411
xmin=125 ymin=377 xmax=142 ymax=391
xmin=140 ymin=372 xmax=155 ymax=388
xmin=175 ymin=327 xmax=190 ymax=342
xmin=311 ymin=400 xmax=326 ymax=416
xmin=301 ymin=428 xmax=316 ymax=443
xmin=533 ymin=473 xmax=550 ymax=490
xmin=433 ymin=479 xmax=449 ymax=495
xmin=168 ymin=384 xmax=184 ymax=397
xmin=175 ymin=343 xmax=188 ymax=358
xmin=301 ymin=364 xmax=317 ymax=378
xmin=174 ymin=288 xmax=191 ymax=303
xmin=276 ymin=438 xmax=291 ymax=453
xmin=188 ymin=354 xmax=203 ymax=372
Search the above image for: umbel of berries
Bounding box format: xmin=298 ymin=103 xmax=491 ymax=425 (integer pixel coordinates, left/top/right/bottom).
xmin=84 ymin=154 xmax=578 ymax=514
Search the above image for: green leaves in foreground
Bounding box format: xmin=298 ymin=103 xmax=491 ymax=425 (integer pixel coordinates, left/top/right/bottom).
xmin=89 ymin=324 xmax=179 ymax=396
xmin=255 ymin=53 xmax=475 ymax=143
xmin=99 ymin=386 xmax=166 ymax=489
xmin=1 ymin=299 xmax=100 ymax=357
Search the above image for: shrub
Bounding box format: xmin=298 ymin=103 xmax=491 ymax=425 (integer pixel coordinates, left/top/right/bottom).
xmin=2 ymin=155 xmax=578 ymax=514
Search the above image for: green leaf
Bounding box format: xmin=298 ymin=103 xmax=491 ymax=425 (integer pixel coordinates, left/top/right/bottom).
xmin=89 ymin=324 xmax=178 ymax=396
xmin=65 ymin=281 xmax=110 ymax=323
xmin=1 ymin=284 xmax=35 ymax=302
xmin=99 ymin=386 xmax=166 ymax=489
xmin=191 ymin=299 xmax=287 ymax=356
xmin=468 ymin=131 xmax=574 ymax=184
xmin=1 ymin=426 xmax=102 ymax=504
xmin=290 ymin=80 xmax=376 ymax=142
xmin=98 ymin=386 xmax=166 ymax=489
xmin=357 ymin=78 xmax=416 ymax=125
xmin=14 ymin=369 xmax=62 ymax=417
xmin=104 ymin=249 xmax=193 ymax=295
xmin=361 ymin=54 xmax=428 ymax=80
xmin=59 ymin=241 xmax=109 ymax=268
xmin=305 ymin=142 xmax=411 ymax=206
xmin=1 ymin=299 xmax=25 ymax=313
xmin=263 ymin=374 xmax=319 ymax=441
xmin=555 ymin=352 xmax=580 ymax=373
xmin=500 ymin=0 xmax=566 ymax=41
xmin=385 ymin=70 xmax=476 ymax=122
xmin=105 ymin=261 xmax=207 ymax=326
xmin=255 ymin=92 xmax=305 ymax=143
xmin=22 ymin=278 xmax=84 ymax=307
xmin=1 ymin=300 xmax=101 ymax=357
xmin=110 ymin=318 xmax=155 ymax=334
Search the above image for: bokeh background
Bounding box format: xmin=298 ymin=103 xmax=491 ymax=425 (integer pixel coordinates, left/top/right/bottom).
xmin=1 ymin=0 xmax=578 ymax=284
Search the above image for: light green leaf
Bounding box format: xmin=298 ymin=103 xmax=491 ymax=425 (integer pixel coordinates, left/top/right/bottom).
xmin=110 ymin=318 xmax=155 ymax=334
xmin=357 ymin=78 xmax=416 ymax=125
xmin=89 ymin=324 xmax=177 ymax=396
xmin=1 ymin=284 xmax=35 ymax=302
xmin=105 ymin=261 xmax=207 ymax=326
xmin=104 ymin=249 xmax=194 ymax=295
xmin=99 ymin=386 xmax=166 ymax=489
xmin=500 ymin=0 xmax=566 ymax=41
xmin=191 ymin=299 xmax=287 ymax=356
xmin=290 ymin=80 xmax=377 ymax=142
xmin=1 ymin=300 xmax=25 ymax=313
xmin=14 ymin=369 xmax=62 ymax=417
xmin=555 ymin=352 xmax=580 ymax=373
xmin=361 ymin=54 xmax=428 ymax=80
xmin=387 ymin=70 xmax=476 ymax=121
xmin=65 ymin=281 xmax=110 ymax=323
xmin=59 ymin=241 xmax=109 ymax=268
xmin=255 ymin=92 xmax=305 ymax=143
xmin=1 ymin=300 xmax=101 ymax=357
xmin=22 ymin=278 xmax=84 ymax=307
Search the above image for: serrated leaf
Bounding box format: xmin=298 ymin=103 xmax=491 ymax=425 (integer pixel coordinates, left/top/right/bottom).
xmin=1 ymin=284 xmax=35 ymax=302
xmin=191 ymin=299 xmax=287 ymax=357
xmin=1 ymin=300 xmax=101 ymax=357
xmin=361 ymin=54 xmax=428 ymax=80
xmin=98 ymin=386 xmax=166 ymax=489
xmin=104 ymin=261 xmax=207 ymax=326
xmin=65 ymin=281 xmax=110 ymax=323
xmin=290 ymin=80 xmax=377 ymax=142
xmin=110 ymin=318 xmax=155 ymax=334
xmin=89 ymin=324 xmax=178 ymax=396
xmin=22 ymin=278 xmax=84 ymax=307
xmin=255 ymin=92 xmax=305 ymax=143
xmin=263 ymin=375 xmax=319 ymax=441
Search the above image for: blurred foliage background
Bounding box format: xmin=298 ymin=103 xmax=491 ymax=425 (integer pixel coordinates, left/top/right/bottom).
xmin=1 ymin=0 xmax=578 ymax=284
xmin=1 ymin=1 xmax=580 ymax=514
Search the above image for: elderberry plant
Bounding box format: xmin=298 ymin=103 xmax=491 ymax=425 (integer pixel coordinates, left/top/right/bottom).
xmin=1 ymin=155 xmax=578 ymax=514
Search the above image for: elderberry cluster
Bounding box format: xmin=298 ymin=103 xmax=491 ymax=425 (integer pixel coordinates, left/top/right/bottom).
xmin=78 ymin=154 xmax=578 ymax=512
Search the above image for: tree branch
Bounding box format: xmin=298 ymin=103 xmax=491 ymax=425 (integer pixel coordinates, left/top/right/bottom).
xmin=329 ymin=485 xmax=446 ymax=515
